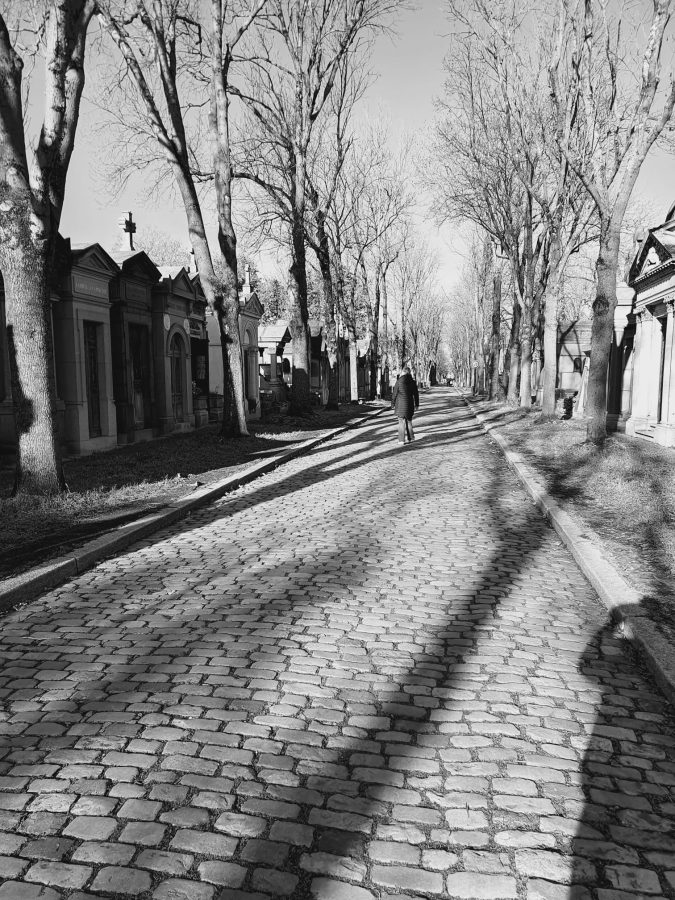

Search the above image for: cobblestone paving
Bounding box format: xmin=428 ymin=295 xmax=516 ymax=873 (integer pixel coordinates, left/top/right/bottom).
xmin=1 ymin=390 xmax=674 ymax=900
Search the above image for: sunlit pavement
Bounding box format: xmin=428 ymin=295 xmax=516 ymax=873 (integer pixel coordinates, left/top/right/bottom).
xmin=0 ymin=389 xmax=674 ymax=900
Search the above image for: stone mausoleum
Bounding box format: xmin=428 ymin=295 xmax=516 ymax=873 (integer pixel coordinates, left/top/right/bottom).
xmin=0 ymin=214 xmax=262 ymax=456
xmin=596 ymin=203 xmax=675 ymax=448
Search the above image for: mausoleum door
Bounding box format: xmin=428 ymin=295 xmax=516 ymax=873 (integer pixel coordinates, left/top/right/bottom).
xmin=170 ymin=333 xmax=185 ymax=422
xmin=83 ymin=321 xmax=101 ymax=438
xmin=130 ymin=324 xmax=152 ymax=427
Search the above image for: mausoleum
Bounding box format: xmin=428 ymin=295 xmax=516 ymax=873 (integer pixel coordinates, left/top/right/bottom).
xmin=617 ymin=204 xmax=675 ymax=446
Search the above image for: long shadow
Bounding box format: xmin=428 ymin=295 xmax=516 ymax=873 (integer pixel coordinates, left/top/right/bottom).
xmin=463 ymin=393 xmax=675 ymax=898
xmin=0 ymin=390 xmax=674 ymax=898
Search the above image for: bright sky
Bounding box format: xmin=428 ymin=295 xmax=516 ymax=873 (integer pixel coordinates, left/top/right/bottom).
xmin=58 ymin=0 xmax=675 ymax=291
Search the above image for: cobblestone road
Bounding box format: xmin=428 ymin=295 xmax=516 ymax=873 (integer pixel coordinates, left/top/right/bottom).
xmin=1 ymin=390 xmax=674 ymax=900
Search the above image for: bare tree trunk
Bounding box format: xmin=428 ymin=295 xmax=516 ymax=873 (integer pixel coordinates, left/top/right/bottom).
xmin=313 ymin=210 xmax=339 ymax=409
xmin=369 ymin=265 xmax=380 ymax=400
xmin=288 ymin=206 xmax=312 ymax=415
xmin=212 ymin=28 xmax=248 ymax=437
xmin=519 ymin=194 xmax=534 ymax=408
xmin=380 ymin=268 xmax=390 ymax=398
xmin=542 ymin=281 xmax=560 ymax=416
xmin=0 ymin=0 xmax=94 ymax=494
xmin=348 ymin=330 xmax=359 ymax=401
xmin=3 ymin=247 xmax=65 ymax=494
xmin=488 ymin=265 xmax=503 ymax=400
xmin=507 ymin=300 xmax=521 ymax=405
xmin=587 ymin=222 xmax=621 ymax=443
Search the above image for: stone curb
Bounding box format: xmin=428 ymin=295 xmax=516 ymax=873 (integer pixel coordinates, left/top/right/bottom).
xmin=462 ymin=393 xmax=675 ymax=708
xmin=0 ymin=406 xmax=388 ymax=615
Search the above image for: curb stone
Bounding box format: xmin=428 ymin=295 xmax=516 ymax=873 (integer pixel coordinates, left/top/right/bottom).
xmin=462 ymin=392 xmax=675 ymax=708
xmin=0 ymin=406 xmax=388 ymax=615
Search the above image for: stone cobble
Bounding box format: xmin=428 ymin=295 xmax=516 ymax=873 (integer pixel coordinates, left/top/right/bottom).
xmin=0 ymin=391 xmax=674 ymax=898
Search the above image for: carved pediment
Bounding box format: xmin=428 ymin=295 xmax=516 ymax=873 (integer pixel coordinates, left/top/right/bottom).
xmin=631 ymin=232 xmax=672 ymax=282
xmin=71 ymin=243 xmax=119 ymax=278
xmin=241 ymin=290 xmax=264 ymax=318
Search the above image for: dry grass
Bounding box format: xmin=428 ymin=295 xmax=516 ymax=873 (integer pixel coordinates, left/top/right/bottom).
xmin=485 ymin=404 xmax=675 ymax=640
xmin=0 ymin=404 xmax=382 ymax=579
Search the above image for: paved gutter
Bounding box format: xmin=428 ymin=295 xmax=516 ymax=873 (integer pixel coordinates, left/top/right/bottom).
xmin=0 ymin=407 xmax=387 ymax=615
xmin=463 ymin=392 xmax=675 ymax=708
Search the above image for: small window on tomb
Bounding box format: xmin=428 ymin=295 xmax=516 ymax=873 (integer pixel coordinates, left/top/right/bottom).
xmin=573 ymin=356 xmax=583 ymax=373
xmin=282 ymin=358 xmax=291 ymax=375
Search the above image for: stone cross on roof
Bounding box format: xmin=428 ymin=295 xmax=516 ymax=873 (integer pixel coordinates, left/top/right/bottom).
xmin=117 ymin=211 xmax=136 ymax=251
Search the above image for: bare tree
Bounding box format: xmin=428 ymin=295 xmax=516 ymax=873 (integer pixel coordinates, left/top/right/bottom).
xmin=0 ymin=0 xmax=96 ymax=494
xmin=391 ymin=238 xmax=439 ymax=376
xmin=234 ymin=0 xmax=402 ymax=414
xmin=98 ymin=0 xmax=268 ymax=437
xmin=304 ymin=53 xmax=368 ymax=408
xmin=551 ymin=0 xmax=675 ymax=442
xmin=435 ymin=1 xmax=597 ymax=412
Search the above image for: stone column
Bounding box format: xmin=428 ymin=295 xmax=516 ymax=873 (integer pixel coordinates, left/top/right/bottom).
xmin=626 ymin=311 xmax=647 ymax=435
xmin=655 ymin=300 xmax=675 ymax=446
xmin=607 ymin=282 xmax=634 ymax=431
xmin=646 ymin=311 xmax=663 ymax=423
xmin=267 ymin=348 xmax=279 ymax=383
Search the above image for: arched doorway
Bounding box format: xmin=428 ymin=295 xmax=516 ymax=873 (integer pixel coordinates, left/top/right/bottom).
xmin=169 ymin=332 xmax=186 ymax=422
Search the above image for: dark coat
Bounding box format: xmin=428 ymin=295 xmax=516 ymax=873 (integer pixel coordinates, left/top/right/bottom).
xmin=392 ymin=373 xmax=419 ymax=419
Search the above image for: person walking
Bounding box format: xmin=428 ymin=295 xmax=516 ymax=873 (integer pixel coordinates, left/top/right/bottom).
xmin=392 ymin=365 xmax=419 ymax=444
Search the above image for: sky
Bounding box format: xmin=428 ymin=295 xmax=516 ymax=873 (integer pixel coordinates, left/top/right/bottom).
xmin=57 ymin=0 xmax=675 ymax=291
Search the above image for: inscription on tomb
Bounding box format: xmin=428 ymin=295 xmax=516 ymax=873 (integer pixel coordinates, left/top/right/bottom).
xmin=72 ymin=274 xmax=109 ymax=300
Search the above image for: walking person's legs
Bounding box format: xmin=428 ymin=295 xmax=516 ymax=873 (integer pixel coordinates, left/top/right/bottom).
xmin=406 ymin=418 xmax=415 ymax=442
xmin=397 ymin=417 xmax=406 ymax=444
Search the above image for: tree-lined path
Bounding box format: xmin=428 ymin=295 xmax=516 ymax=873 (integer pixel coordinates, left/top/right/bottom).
xmin=1 ymin=390 xmax=674 ymax=900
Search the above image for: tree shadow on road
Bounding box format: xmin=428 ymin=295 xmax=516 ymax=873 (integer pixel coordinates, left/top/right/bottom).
xmin=1 ymin=391 xmax=675 ymax=899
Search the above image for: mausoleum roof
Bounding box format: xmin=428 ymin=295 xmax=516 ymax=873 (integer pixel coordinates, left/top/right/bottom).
xmin=260 ymin=320 xmax=291 ymax=343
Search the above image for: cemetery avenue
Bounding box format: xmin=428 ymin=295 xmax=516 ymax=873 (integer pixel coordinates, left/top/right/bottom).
xmin=0 ymin=392 xmax=673 ymax=900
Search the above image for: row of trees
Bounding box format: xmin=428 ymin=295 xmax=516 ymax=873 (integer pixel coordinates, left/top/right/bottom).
xmin=0 ymin=0 xmax=446 ymax=496
xmin=430 ymin=0 xmax=675 ymax=440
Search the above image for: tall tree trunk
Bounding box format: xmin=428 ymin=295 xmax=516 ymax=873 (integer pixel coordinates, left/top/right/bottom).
xmin=3 ymin=243 xmax=65 ymax=494
xmin=313 ymin=209 xmax=338 ymax=409
xmin=507 ymin=300 xmax=522 ymax=405
xmin=541 ymin=217 xmax=562 ymax=416
xmin=380 ymin=268 xmax=390 ymax=398
xmin=212 ymin=45 xmax=248 ymax=437
xmin=174 ymin=165 xmax=241 ymax=435
xmin=369 ymin=263 xmax=380 ymax=400
xmin=489 ymin=265 xmax=503 ymax=400
xmin=348 ymin=329 xmax=359 ymax=401
xmin=587 ymin=220 xmax=621 ymax=443
xmin=0 ymin=0 xmax=94 ymax=494
xmin=541 ymin=283 xmax=559 ymax=416
xmin=519 ymin=196 xmax=534 ymax=408
xmin=288 ymin=210 xmax=312 ymax=416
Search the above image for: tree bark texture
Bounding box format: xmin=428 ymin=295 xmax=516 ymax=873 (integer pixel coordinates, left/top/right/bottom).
xmin=0 ymin=0 xmax=94 ymax=494
xmin=507 ymin=300 xmax=521 ymax=405
xmin=380 ymin=269 xmax=390 ymax=398
xmin=488 ymin=267 xmax=502 ymax=400
xmin=348 ymin=332 xmax=359 ymax=401
xmin=288 ymin=212 xmax=312 ymax=415
xmin=369 ymin=265 xmax=381 ymax=400
xmin=310 ymin=204 xmax=339 ymax=409
xmin=212 ymin=21 xmax=248 ymax=437
xmin=2 ymin=246 xmax=65 ymax=494
xmin=587 ymin=224 xmax=621 ymax=443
